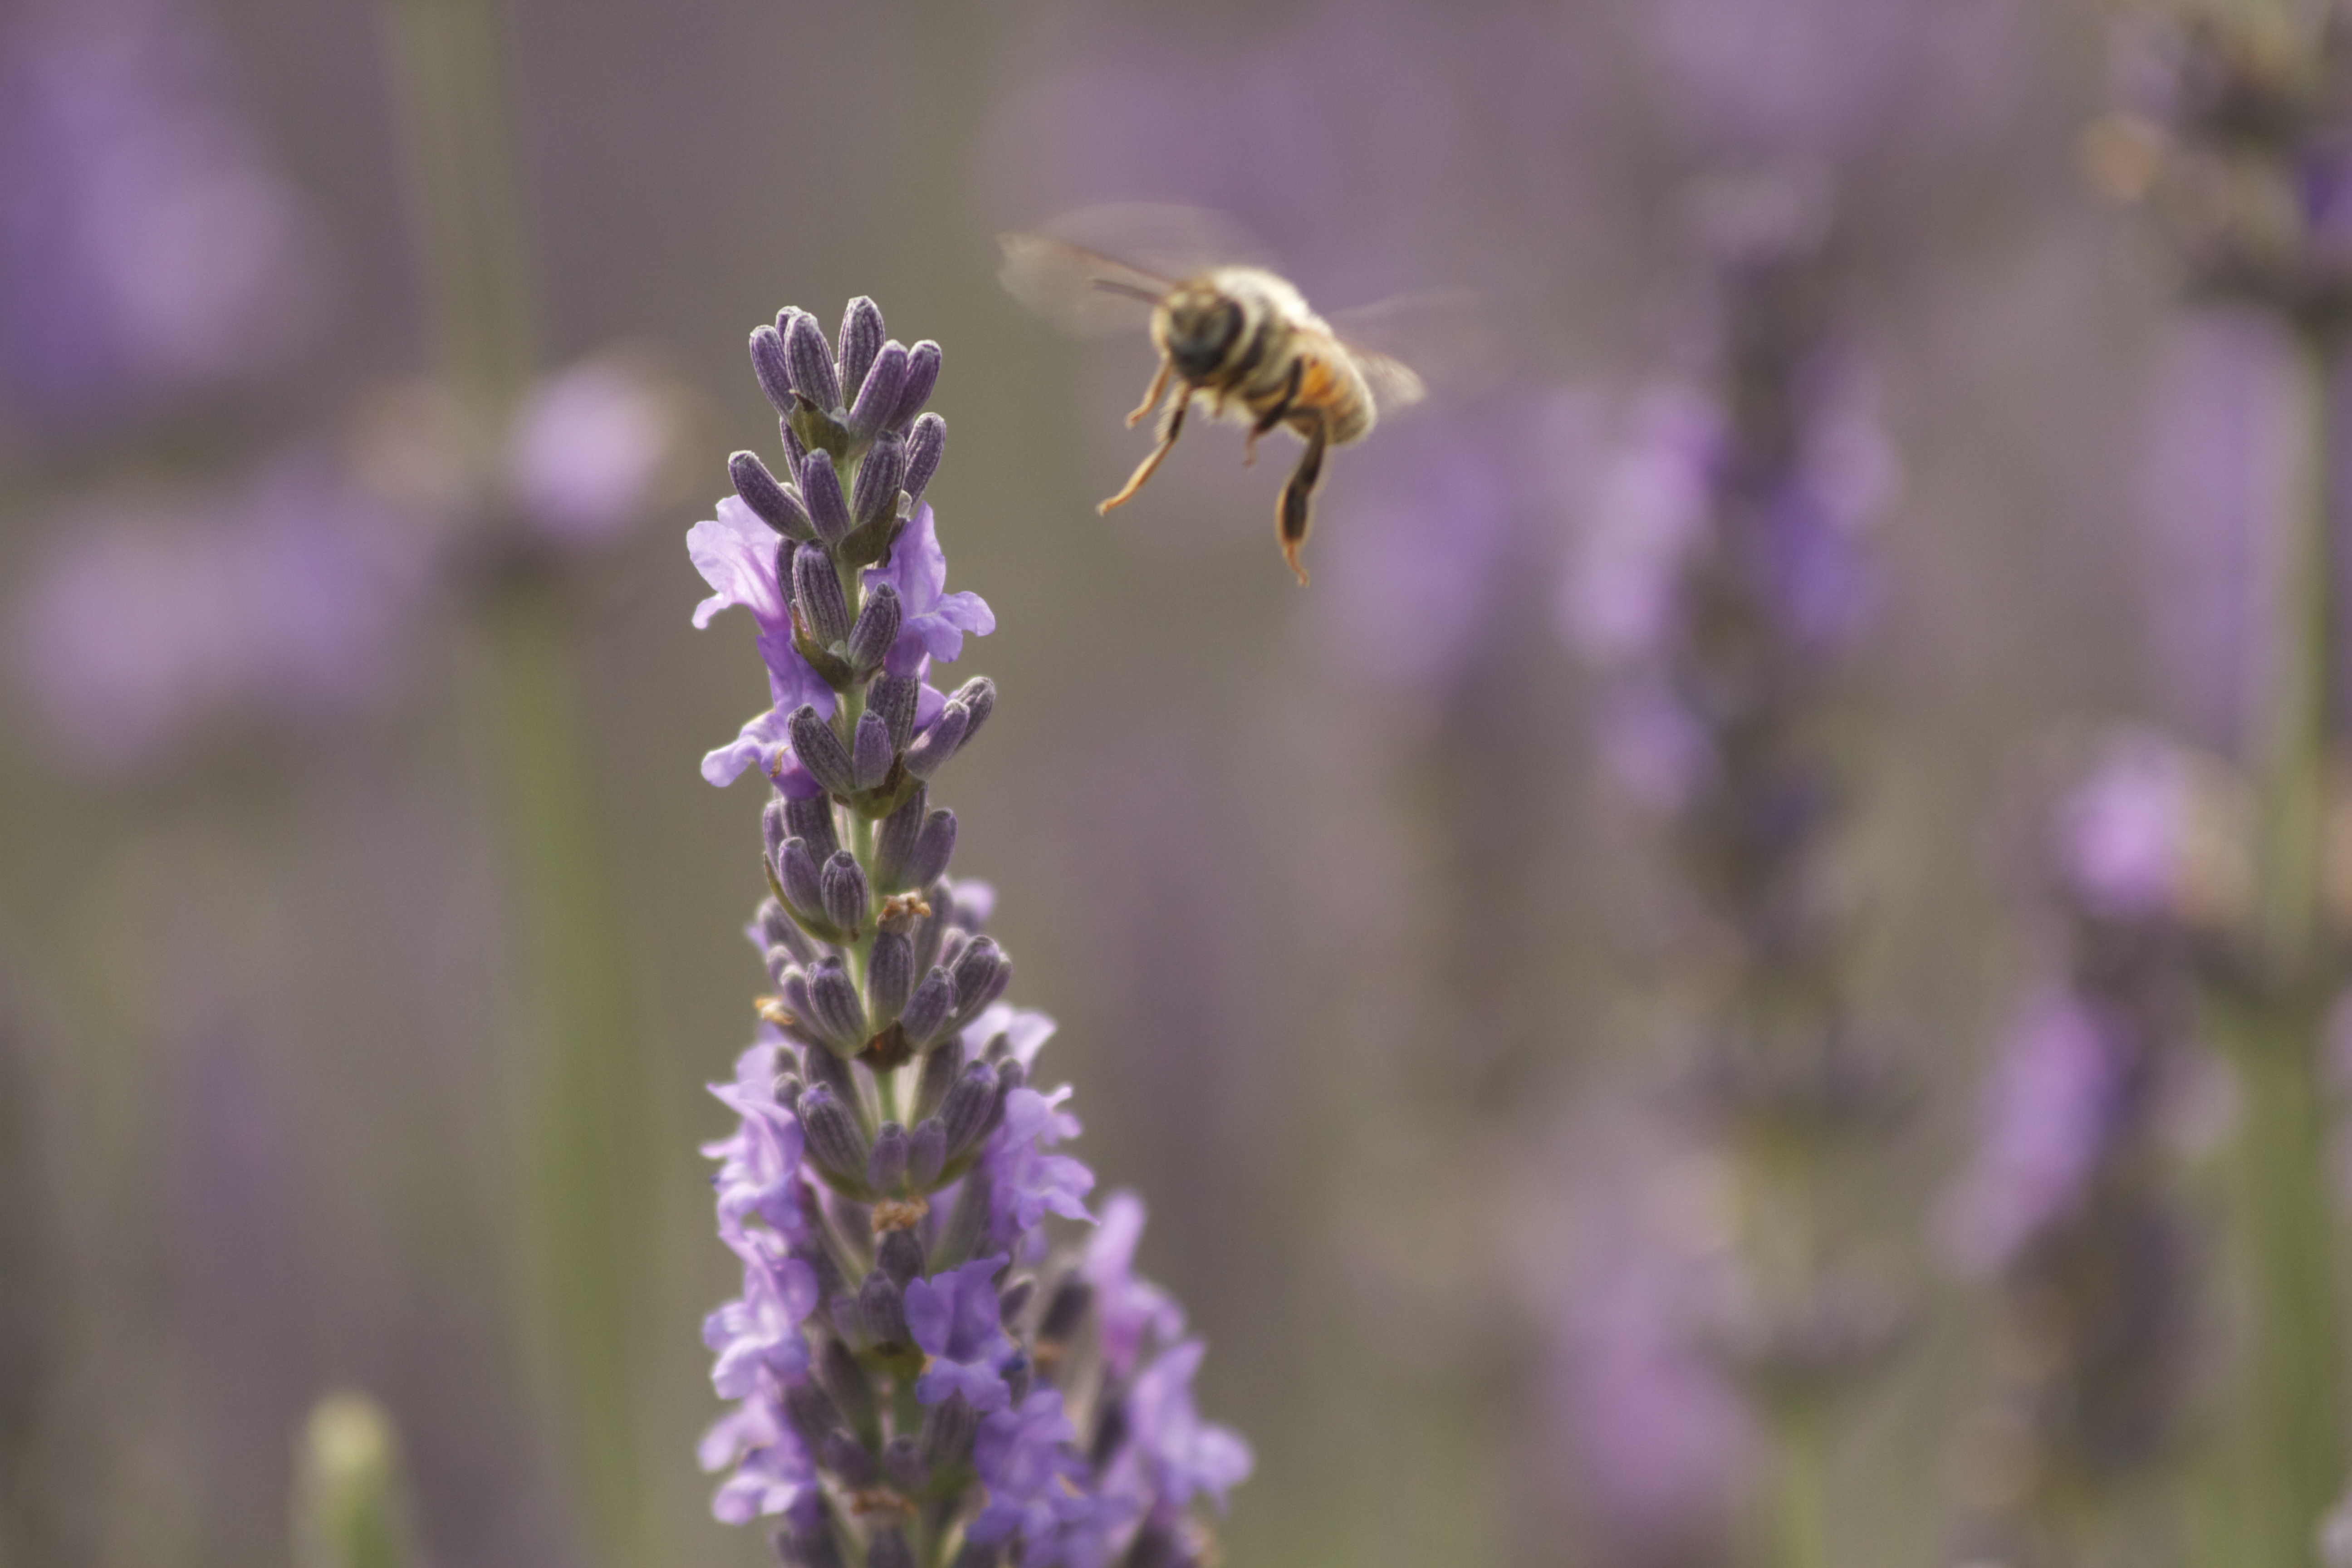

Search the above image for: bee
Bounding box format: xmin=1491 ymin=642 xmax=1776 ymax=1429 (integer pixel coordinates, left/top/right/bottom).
xmin=998 ymin=219 xmax=1427 ymax=585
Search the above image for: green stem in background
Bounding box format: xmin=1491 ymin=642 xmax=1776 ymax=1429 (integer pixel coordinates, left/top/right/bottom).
xmin=377 ymin=4 xmax=661 ymax=1566
xmin=1767 ymin=1404 xmax=1831 ymax=1568
xmin=2220 ymin=329 xmax=2346 ymax=1568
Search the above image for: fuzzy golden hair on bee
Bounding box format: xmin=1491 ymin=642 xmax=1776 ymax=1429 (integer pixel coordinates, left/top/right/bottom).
xmin=997 ymin=212 xmax=1430 ymax=587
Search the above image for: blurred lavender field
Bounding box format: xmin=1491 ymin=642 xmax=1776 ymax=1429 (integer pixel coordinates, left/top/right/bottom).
xmin=5 ymin=0 xmax=2343 ymax=1566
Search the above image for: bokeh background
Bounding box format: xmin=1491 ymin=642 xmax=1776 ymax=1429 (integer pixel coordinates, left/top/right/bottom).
xmin=0 ymin=1 xmax=2258 ymax=1566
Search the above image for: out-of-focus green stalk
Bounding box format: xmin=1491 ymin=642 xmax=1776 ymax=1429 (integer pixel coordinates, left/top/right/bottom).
xmin=1767 ymin=1405 xmax=1830 ymax=1568
xmin=377 ymin=4 xmax=661 ymax=1565
xmin=477 ymin=575 xmax=660 ymax=1568
xmin=2214 ymin=330 xmax=2345 ymax=1568
xmin=292 ymin=1392 xmax=417 ymax=1568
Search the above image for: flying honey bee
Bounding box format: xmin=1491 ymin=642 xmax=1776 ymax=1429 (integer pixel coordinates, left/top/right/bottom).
xmin=998 ymin=215 xmax=1431 ymax=586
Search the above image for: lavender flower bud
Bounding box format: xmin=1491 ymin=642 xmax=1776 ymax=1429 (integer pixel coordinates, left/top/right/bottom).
xmin=801 ymin=1034 xmax=859 ymax=1107
xmin=836 ymin=297 xmax=885 ymax=405
xmin=749 ymin=324 xmax=795 ymax=413
xmin=807 ymin=955 xmax=867 ymax=1045
xmin=785 ymin=794 xmax=838 ymax=861
xmin=880 ymin=1435 xmax=928 ymax=1493
xmin=906 ymin=1118 xmax=946 ymax=1187
xmin=847 ymin=343 xmax=910 ymax=444
xmin=938 ymin=1061 xmax=999 ymax=1158
xmin=866 ymin=1527 xmax=914 ymax=1568
xmin=948 ymin=677 xmax=995 ymax=747
xmin=911 ymin=1035 xmax=963 ymax=1125
xmin=730 ymin=451 xmax=815 ymax=541
xmin=900 ymin=412 xmax=947 ymax=514
xmin=818 ymin=1336 xmax=877 ymax=1441
xmin=779 ymin=413 xmax=807 ymax=469
xmin=897 ymin=969 xmax=957 ymax=1047
xmin=910 ymin=896 xmax=949 ymax=973
xmin=903 ymin=703 xmax=969 ymax=780
xmin=761 ymin=797 xmax=790 ymax=866
xmin=798 ymin=451 xmax=851 ymax=544
xmin=950 ymin=937 xmax=1010 ymax=1016
xmin=779 ymin=838 xmax=827 ymax=922
xmin=869 ymin=674 xmax=918 ymax=752
xmin=829 ymin=1291 xmax=867 ymax=1348
xmin=891 ymin=342 xmax=941 ymax=432
xmin=937 ymin=930 xmax=970 ymax=976
xmin=1003 ymin=1355 xmax=1032 ymax=1406
xmin=931 ymin=1168 xmax=989 ymax=1272
xmin=780 ymin=966 xmax=818 ymax=1029
xmin=918 ymin=1390 xmax=977 ymax=1471
xmin=775 ymin=1526 xmax=846 ymax=1568
xmin=997 ymin=1277 xmax=1036 ymax=1328
xmin=867 ymin=931 xmax=914 ymax=1026
xmin=846 ymin=584 xmax=902 ymax=677
xmin=858 ymin=1270 xmax=909 ymax=1349
xmin=757 ymin=898 xmax=819 ymax=965
xmin=906 ymin=810 xmax=958 ymax=890
xmin=764 ymin=946 xmax=798 ymax=992
xmin=782 ymin=1379 xmax=841 ymax=1450
xmin=876 ymin=1224 xmax=924 ymax=1285
xmin=796 ymin=1085 xmax=869 ymax=1182
xmin=852 ymin=433 xmax=906 ymax=527
xmin=784 ymin=309 xmax=840 ymax=411
xmin=791 ymin=543 xmax=852 ymax=649
xmin=788 ymin=706 xmax=856 ymax=798
xmin=867 ymin=1121 xmax=909 ymax=1192
xmin=1086 ymin=1398 xmax=1127 ymax=1470
xmin=820 ymin=853 xmax=869 ymax=936
xmin=981 ymin=1060 xmax=1024 ymax=1143
xmin=820 ymin=1429 xmax=877 ymax=1487
xmin=873 ymin=786 xmax=927 ymax=893
xmin=851 ymin=712 xmax=894 ymax=791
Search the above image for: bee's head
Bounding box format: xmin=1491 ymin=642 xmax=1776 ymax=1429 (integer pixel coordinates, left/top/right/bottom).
xmin=1160 ymin=287 xmax=1246 ymax=381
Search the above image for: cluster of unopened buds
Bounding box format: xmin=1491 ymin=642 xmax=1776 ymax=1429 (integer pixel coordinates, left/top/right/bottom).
xmin=689 ymin=298 xmax=1249 ymax=1568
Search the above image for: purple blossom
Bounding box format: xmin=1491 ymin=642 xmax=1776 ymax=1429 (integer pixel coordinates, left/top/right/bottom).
xmin=969 ymin=1390 xmax=1096 ymax=1558
xmin=689 ymin=497 xmax=835 ymax=717
xmin=984 ymin=1085 xmax=1096 ymax=1254
xmin=1080 ymin=1192 xmax=1185 ymax=1381
xmin=908 ymin=1253 xmax=1017 ymax=1413
xmin=703 ymin=1041 xmax=807 ymax=1244
xmin=863 ymin=504 xmax=996 ymax=677
xmin=698 ymin=1397 xmax=815 ymax=1526
xmin=1105 ymin=1340 xmax=1253 ymax=1524
xmin=704 ymin=1239 xmax=818 ymax=1397
xmin=1942 ymin=994 xmax=2129 ymax=1274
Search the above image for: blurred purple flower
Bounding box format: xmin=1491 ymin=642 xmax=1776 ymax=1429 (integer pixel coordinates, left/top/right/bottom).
xmin=508 ymin=353 xmax=689 ymax=545
xmin=6 ymin=458 xmax=428 ymax=771
xmin=1104 ymin=1339 xmax=1252 ymax=1525
xmin=1080 ymin=1192 xmax=1185 ymax=1382
xmin=984 ymin=1083 xmax=1096 ymax=1257
xmin=0 ymin=0 xmax=326 ymax=427
xmin=706 ymin=1040 xmax=810 ymax=1243
xmin=2049 ymin=729 xmax=2246 ymax=926
xmin=1943 ymin=995 xmax=2132 ymax=1274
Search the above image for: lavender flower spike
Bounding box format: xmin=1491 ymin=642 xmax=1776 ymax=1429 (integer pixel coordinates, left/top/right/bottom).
xmin=691 ymin=299 xmax=1247 ymax=1563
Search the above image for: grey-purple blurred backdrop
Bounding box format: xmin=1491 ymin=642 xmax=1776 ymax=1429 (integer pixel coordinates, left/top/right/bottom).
xmin=0 ymin=1 xmax=2204 ymax=1565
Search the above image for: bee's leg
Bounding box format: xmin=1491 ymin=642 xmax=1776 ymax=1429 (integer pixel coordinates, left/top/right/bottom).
xmin=1244 ymin=358 xmax=1306 ymax=468
xmin=1099 ymin=387 xmax=1191 ymax=514
xmin=1276 ymin=411 xmax=1329 ymax=586
xmin=1125 ymin=358 xmax=1173 ymax=428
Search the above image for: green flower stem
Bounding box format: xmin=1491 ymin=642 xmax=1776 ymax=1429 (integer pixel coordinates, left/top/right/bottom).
xmin=2219 ymin=328 xmax=2346 ymax=1568
xmin=378 ymin=3 xmax=662 ymax=1564
xmin=1768 ymin=1403 xmax=1831 ymax=1568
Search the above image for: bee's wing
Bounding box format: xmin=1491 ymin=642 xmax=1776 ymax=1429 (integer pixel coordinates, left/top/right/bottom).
xmin=998 ymin=204 xmax=1276 ymax=336
xmin=995 ymin=233 xmax=1175 ymax=337
xmin=1327 ymin=287 xmax=1488 ymax=412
